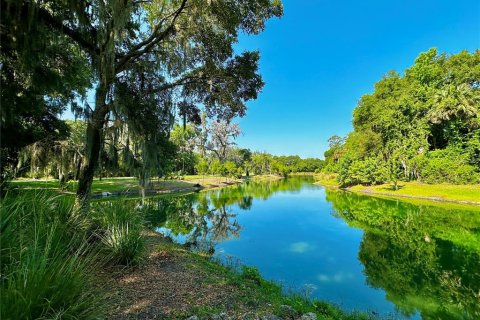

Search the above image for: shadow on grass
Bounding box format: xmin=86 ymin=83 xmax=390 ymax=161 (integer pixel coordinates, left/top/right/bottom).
xmin=379 ymin=184 xmax=405 ymax=191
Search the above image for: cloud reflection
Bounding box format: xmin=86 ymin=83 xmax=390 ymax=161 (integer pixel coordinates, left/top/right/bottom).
xmin=288 ymin=241 xmax=315 ymax=253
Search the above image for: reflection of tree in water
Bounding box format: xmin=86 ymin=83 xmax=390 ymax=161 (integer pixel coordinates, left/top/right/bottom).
xmin=327 ymin=189 xmax=480 ymax=320
xmin=145 ymin=176 xmax=313 ymax=253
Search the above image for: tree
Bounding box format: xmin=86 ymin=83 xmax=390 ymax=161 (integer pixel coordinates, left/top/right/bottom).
xmin=2 ymin=0 xmax=283 ymax=210
xmin=0 ymin=4 xmax=92 ymax=193
xmin=195 ymin=158 xmax=209 ymax=180
xmin=387 ymin=151 xmax=403 ymax=191
xmin=205 ymin=120 xmax=242 ymax=163
xmin=210 ymin=159 xmax=224 ymax=176
xmin=324 ymin=49 xmax=480 ymax=186
xmin=224 ymin=161 xmax=238 ymax=179
xmin=171 ymin=124 xmax=199 ymax=175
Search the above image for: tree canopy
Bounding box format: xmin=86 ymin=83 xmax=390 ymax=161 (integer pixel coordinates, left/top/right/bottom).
xmin=1 ymin=0 xmax=283 ymax=205
xmin=322 ymin=49 xmax=480 ymax=187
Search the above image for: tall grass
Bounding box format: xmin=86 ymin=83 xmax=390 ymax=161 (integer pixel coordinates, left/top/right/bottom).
xmin=0 ymin=192 xmax=105 ymax=319
xmin=90 ymin=200 xmax=146 ymax=266
xmin=1 ymin=192 xmax=148 ymax=319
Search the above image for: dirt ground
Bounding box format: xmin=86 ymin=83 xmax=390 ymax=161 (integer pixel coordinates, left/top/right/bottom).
xmin=100 ymin=233 xmax=254 ymax=320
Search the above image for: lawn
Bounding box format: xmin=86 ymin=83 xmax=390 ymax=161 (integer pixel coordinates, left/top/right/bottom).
xmin=350 ymin=181 xmax=480 ymax=204
xmin=9 ymin=175 xmax=245 ymax=195
xmin=10 ymin=177 xmax=139 ymax=193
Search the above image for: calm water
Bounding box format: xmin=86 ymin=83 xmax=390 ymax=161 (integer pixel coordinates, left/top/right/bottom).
xmin=131 ymin=177 xmax=480 ymax=319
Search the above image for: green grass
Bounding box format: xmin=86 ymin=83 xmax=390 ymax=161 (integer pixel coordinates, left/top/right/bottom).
xmin=9 ymin=175 xmax=244 ymax=195
xmin=313 ymin=173 xmax=339 ymax=187
xmin=10 ymin=177 xmax=139 ymax=193
xmin=350 ymin=181 xmax=480 ymax=204
xmin=90 ymin=201 xmax=146 ymax=265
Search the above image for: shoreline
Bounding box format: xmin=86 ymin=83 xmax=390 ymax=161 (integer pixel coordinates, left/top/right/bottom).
xmin=11 ymin=175 xmax=285 ymax=199
xmin=100 ymin=231 xmax=377 ymax=320
xmin=348 ymin=187 xmax=480 ymax=206
xmin=314 ymin=182 xmax=480 ymax=207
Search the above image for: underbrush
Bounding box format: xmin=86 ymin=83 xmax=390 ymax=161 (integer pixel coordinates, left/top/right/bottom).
xmin=0 ymin=192 xmax=147 ymax=319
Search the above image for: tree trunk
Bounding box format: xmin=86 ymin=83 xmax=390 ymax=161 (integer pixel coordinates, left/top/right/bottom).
xmin=75 ymin=84 xmax=109 ymax=212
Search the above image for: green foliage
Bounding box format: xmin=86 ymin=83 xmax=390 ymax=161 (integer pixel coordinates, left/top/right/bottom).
xmin=100 ymin=224 xmax=145 ymax=266
xmin=210 ymin=159 xmax=225 ymax=176
xmin=90 ymin=201 xmax=146 ymax=266
xmin=324 ymin=49 xmax=480 ymax=186
xmin=0 ymin=6 xmax=92 ymax=192
xmin=418 ymin=147 xmax=480 ymax=184
xmin=196 ymin=158 xmax=210 ymax=176
xmin=0 ymin=192 xmax=105 ymax=319
xmin=338 ymin=157 xmax=387 ymax=187
xmin=224 ymin=161 xmax=239 ymax=178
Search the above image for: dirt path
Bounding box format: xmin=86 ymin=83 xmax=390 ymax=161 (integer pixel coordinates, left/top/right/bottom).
xmin=99 ymin=233 xmax=259 ymax=319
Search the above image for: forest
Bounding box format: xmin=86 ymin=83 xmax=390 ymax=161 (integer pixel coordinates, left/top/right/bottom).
xmin=322 ymin=49 xmax=480 ymax=187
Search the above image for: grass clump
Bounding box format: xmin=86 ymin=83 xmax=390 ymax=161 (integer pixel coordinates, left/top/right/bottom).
xmin=90 ymin=200 xmax=146 ymax=266
xmin=0 ymin=192 xmax=105 ymax=320
xmin=101 ymin=223 xmax=145 ymax=265
xmin=0 ymin=192 xmax=148 ymax=319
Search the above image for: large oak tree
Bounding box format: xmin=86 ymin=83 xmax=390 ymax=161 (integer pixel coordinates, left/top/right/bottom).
xmin=2 ymin=0 xmax=282 ymax=209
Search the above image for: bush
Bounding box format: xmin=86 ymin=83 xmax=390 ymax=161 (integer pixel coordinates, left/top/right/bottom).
xmin=101 ymin=223 xmax=145 ymax=265
xmin=419 ymin=148 xmax=480 ymax=184
xmin=339 ymin=157 xmax=387 ymax=187
xmin=0 ymin=192 xmax=105 ymax=319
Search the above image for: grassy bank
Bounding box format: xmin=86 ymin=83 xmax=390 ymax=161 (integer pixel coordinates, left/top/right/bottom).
xmin=349 ymin=182 xmax=480 ymax=205
xmin=314 ymin=174 xmax=480 ymax=205
xmin=10 ymin=175 xmax=254 ymax=195
xmin=103 ymin=232 xmax=378 ymax=320
xmin=313 ymin=173 xmax=339 ymax=187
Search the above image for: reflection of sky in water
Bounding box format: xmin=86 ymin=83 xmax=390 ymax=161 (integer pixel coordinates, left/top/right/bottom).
xmin=159 ymin=184 xmax=418 ymax=319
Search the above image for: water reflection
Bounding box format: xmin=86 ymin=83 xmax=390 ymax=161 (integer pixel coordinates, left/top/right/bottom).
xmin=120 ymin=177 xmax=480 ymax=319
xmin=144 ymin=177 xmax=310 ymax=252
xmin=326 ymin=190 xmax=480 ymax=320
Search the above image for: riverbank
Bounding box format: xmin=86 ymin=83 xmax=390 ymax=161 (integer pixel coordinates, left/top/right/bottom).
xmin=9 ymin=175 xmax=283 ymax=197
xmin=349 ymin=182 xmax=480 ymax=206
xmin=100 ymin=231 xmax=377 ymax=320
xmin=313 ymin=174 xmax=480 ymax=205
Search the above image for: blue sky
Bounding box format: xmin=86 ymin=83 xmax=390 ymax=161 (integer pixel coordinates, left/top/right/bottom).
xmin=234 ymin=0 xmax=480 ymax=158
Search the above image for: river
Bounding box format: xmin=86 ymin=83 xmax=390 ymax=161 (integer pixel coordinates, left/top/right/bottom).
xmin=124 ymin=176 xmax=480 ymax=319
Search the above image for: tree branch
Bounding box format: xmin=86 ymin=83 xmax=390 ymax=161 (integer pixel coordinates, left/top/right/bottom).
xmin=115 ymin=0 xmax=188 ymax=73
xmin=34 ymin=4 xmax=99 ymax=56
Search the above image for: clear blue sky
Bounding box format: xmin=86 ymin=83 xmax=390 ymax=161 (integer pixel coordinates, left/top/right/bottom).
xmin=234 ymin=0 xmax=480 ymax=158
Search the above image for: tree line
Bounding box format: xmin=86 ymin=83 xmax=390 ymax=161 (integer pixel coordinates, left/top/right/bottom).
xmin=13 ymin=118 xmax=325 ymax=183
xmin=322 ymin=49 xmax=480 ymax=187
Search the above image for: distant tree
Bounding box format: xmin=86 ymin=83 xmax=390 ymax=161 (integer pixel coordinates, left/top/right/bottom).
xmin=195 ymin=158 xmax=210 ymax=180
xmin=324 ymin=48 xmax=480 ymax=186
xmin=205 ymin=120 xmax=241 ymax=163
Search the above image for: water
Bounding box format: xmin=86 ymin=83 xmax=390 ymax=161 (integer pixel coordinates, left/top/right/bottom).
xmin=130 ymin=176 xmax=480 ymax=319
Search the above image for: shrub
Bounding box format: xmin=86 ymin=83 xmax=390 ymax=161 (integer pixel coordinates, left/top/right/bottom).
xmin=419 ymin=148 xmax=480 ymax=184
xmin=339 ymin=157 xmax=387 ymax=187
